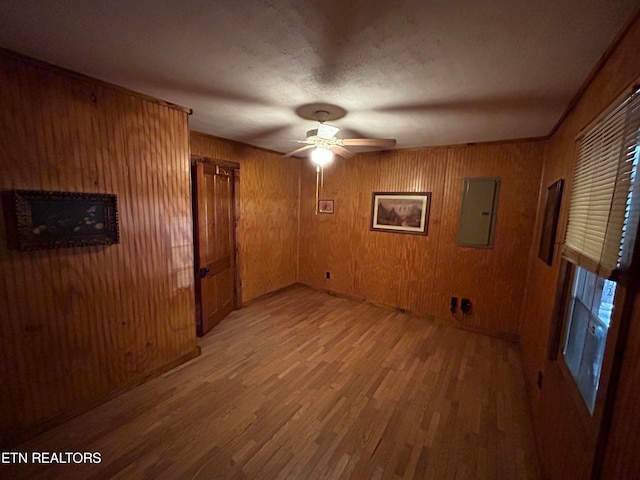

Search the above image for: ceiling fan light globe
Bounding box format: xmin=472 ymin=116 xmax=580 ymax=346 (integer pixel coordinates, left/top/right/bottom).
xmin=311 ymin=147 xmax=334 ymax=166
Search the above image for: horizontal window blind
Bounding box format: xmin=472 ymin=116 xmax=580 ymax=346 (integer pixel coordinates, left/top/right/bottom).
xmin=614 ymin=91 xmax=640 ymax=271
xmin=564 ymin=86 xmax=640 ymax=278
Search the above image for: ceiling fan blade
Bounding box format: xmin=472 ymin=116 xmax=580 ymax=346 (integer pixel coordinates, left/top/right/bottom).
xmin=283 ymin=144 xmax=315 ymax=158
xmin=342 ymin=138 xmax=397 ymax=147
xmin=331 ymin=145 xmax=354 ymax=159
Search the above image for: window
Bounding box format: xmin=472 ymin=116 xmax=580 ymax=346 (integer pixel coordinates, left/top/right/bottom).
xmin=561 ymin=86 xmax=640 ymax=413
xmin=563 ymin=267 xmax=616 ymax=412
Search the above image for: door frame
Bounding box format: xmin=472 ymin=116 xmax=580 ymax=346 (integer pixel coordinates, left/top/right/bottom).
xmin=191 ymin=155 xmax=241 ymax=334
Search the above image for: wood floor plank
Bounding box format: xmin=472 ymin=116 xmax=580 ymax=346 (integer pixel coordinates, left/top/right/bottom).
xmin=2 ymin=285 xmax=540 ymax=479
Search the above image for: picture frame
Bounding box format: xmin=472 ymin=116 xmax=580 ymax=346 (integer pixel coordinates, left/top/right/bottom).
xmin=318 ymin=199 xmax=334 ymax=214
xmin=370 ymin=192 xmax=431 ymax=235
xmin=4 ymin=190 xmax=120 ymax=251
xmin=538 ymin=179 xmax=564 ymax=266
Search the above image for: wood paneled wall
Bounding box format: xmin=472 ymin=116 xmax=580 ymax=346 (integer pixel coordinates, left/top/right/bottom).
xmin=190 ymin=132 xmax=300 ymax=302
xmin=298 ymin=142 xmax=543 ymax=337
xmin=518 ymin=10 xmax=640 ymax=479
xmin=0 ymin=51 xmax=198 ymax=446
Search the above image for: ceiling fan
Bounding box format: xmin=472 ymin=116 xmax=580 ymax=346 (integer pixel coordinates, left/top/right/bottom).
xmin=283 ymin=109 xmax=396 ymax=166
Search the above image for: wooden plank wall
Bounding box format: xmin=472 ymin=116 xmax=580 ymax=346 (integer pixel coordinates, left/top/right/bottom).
xmin=190 ymin=132 xmax=300 ymax=302
xmin=0 ymin=52 xmax=198 ymax=446
xmin=517 ymin=10 xmax=640 ymax=479
xmin=298 ymin=142 xmax=544 ymax=338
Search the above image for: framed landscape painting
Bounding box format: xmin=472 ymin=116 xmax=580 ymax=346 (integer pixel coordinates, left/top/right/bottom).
xmin=370 ymin=192 xmax=431 ymax=235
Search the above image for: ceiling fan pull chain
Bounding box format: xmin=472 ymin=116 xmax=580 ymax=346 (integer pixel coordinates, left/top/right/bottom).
xmin=315 ymin=165 xmax=320 ymax=215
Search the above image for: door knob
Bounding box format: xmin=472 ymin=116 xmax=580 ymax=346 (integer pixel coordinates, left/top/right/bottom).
xmin=199 ymin=267 xmax=210 ymax=278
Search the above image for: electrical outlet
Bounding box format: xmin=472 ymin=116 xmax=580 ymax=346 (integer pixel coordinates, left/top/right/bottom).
xmin=461 ymin=298 xmax=471 ymax=313
xmin=450 ymin=296 xmax=458 ymax=314
xmin=326 ymin=271 xmax=331 ymax=279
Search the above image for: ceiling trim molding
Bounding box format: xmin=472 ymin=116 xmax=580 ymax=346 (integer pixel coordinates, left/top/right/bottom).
xmin=359 ymin=135 xmax=548 ymax=155
xmin=190 ymin=130 xmax=285 ymax=157
xmin=192 ymin=129 xmax=548 ymax=160
xmin=547 ymin=5 xmax=640 ymax=139
xmin=0 ymin=47 xmax=192 ymax=115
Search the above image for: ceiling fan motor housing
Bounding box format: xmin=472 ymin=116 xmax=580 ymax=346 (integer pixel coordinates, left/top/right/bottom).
xmin=314 ymin=110 xmax=330 ymax=123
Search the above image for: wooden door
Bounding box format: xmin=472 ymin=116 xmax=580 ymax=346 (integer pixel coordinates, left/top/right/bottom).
xmin=193 ymin=161 xmax=237 ymax=336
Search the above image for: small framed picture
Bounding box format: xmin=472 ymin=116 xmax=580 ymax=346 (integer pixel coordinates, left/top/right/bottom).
xmin=318 ymin=199 xmax=334 ymax=214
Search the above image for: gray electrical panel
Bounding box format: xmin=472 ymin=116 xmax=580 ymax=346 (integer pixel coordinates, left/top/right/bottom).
xmin=457 ymin=177 xmax=500 ymax=248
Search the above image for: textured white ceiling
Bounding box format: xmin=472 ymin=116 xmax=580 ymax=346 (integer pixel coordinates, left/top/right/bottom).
xmin=0 ymin=1 xmax=638 ymax=155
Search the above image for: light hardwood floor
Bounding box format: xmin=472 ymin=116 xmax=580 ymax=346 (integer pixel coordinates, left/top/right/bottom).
xmin=4 ymin=285 xmax=540 ymax=479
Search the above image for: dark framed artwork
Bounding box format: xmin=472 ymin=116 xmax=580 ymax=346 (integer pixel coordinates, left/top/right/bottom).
xmin=5 ymin=190 xmax=119 ymax=251
xmin=370 ymin=192 xmax=431 ymax=235
xmin=318 ymin=199 xmax=334 ymax=214
xmin=538 ymin=179 xmax=564 ymax=266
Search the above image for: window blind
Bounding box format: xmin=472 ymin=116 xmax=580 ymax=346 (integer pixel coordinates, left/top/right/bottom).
xmin=564 ymin=87 xmax=640 ymax=278
xmin=614 ymin=91 xmax=640 ymax=271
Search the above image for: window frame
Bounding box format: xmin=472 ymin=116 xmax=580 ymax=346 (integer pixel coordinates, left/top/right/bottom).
xmin=548 ymin=259 xmax=624 ymax=423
